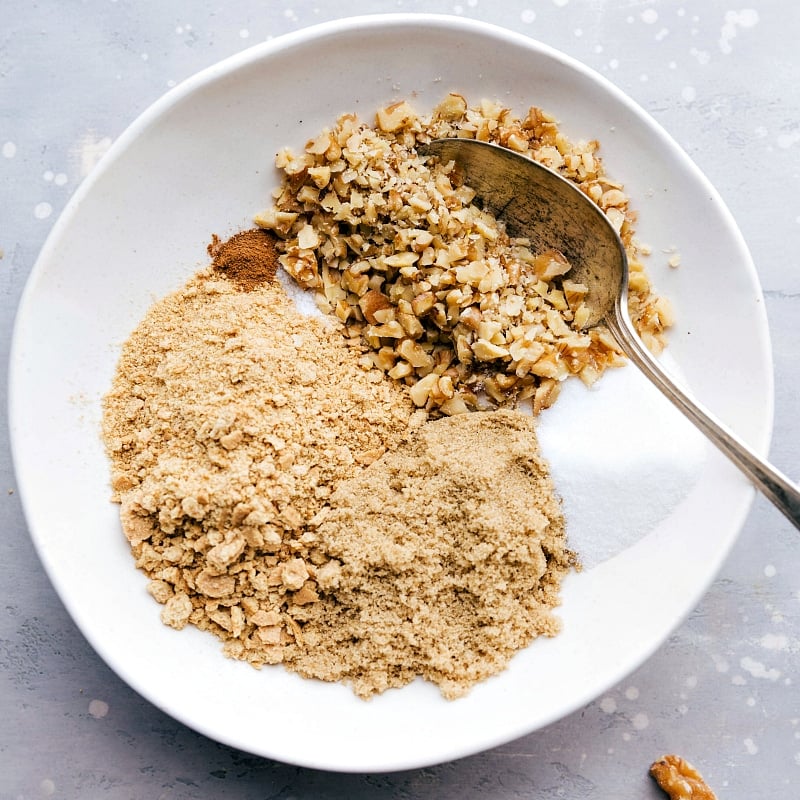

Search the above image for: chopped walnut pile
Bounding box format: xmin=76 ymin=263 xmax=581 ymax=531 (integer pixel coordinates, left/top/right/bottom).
xmin=256 ymin=94 xmax=674 ymax=415
xmin=650 ymin=754 xmax=718 ymax=800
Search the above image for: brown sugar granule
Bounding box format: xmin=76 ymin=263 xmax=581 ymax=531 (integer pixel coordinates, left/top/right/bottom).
xmin=208 ymin=227 xmax=279 ymax=290
xmin=293 ymin=409 xmax=576 ymax=699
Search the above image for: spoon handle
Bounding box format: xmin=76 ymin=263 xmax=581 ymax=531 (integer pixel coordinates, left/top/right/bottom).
xmin=606 ymin=302 xmax=800 ymax=530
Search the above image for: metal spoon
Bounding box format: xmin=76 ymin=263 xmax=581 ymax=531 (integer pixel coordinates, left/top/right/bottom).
xmin=422 ymin=138 xmax=800 ymax=529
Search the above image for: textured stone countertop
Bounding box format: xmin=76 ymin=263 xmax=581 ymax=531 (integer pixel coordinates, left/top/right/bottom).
xmin=2 ymin=2 xmax=799 ymax=798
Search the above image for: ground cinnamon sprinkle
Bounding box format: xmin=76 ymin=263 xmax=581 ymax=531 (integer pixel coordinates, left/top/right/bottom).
xmin=103 ymin=227 xmax=575 ymax=697
xmin=208 ymin=227 xmax=279 ymax=290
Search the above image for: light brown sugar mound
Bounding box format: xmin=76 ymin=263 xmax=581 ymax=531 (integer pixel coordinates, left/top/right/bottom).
xmin=294 ymin=409 xmax=575 ymax=699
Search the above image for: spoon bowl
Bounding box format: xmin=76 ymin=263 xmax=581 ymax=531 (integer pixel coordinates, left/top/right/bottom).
xmin=423 ymin=137 xmax=800 ymax=529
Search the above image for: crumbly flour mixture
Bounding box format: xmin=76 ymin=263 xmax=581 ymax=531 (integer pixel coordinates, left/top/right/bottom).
xmin=103 ymin=268 xmax=416 ymax=672
xmin=103 ymin=258 xmax=573 ymax=698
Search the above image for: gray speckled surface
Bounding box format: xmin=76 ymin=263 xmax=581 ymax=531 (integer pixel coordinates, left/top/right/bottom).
xmin=2 ymin=2 xmax=799 ymax=797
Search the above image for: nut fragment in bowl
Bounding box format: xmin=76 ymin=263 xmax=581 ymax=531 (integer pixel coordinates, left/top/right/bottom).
xmin=256 ymin=93 xmax=671 ymax=418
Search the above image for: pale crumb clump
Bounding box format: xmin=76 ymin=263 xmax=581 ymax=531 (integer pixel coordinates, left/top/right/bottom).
xmin=256 ymin=93 xmax=672 ymax=415
xmin=103 ymin=271 xmax=420 ymax=670
xmin=649 ymin=754 xmax=718 ymax=800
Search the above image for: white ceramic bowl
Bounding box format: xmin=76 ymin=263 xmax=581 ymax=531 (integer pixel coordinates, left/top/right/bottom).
xmin=9 ymin=14 xmax=771 ymax=772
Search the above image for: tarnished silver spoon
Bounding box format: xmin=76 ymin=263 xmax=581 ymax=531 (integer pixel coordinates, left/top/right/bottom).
xmin=422 ymin=137 xmax=800 ymax=529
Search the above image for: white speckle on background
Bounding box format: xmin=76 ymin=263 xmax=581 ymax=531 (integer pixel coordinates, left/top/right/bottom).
xmin=88 ymin=698 xmax=109 ymax=718
xmin=640 ymin=73 xmax=649 ymax=82
xmin=740 ymin=655 xmax=781 ymax=681
xmin=713 ymin=655 xmax=730 ymax=673
xmin=678 ymin=704 xmax=689 ymax=715
xmin=42 ymin=169 xmax=68 ymax=186
xmin=40 ymin=779 xmax=56 ymax=797
xmin=732 ymin=674 xmax=747 ymax=686
xmin=141 ymin=52 xmax=149 ymax=61
xmin=453 ymin=3 xmax=464 ymax=12
xmin=690 ymin=47 xmax=711 ymax=65
xmin=746 ymin=696 xmax=756 ymax=707
xmin=668 ymin=60 xmax=678 ymax=69
xmin=719 ymin=9 xmax=760 ymax=54
xmin=553 ymin=0 xmax=569 ymax=6
xmin=467 ymin=0 xmax=477 ymax=6
xmin=74 ymin=132 xmax=113 ymax=177
xmin=655 ymin=27 xmax=670 ymax=41
xmin=764 ymin=563 xmax=777 ymax=576
xmin=681 ymin=86 xmax=697 ymax=103
xmin=34 ymin=202 xmax=52 ymax=219
xmin=685 ymin=675 xmax=698 ymax=689
xmin=521 ymin=9 xmax=536 ymax=23
xmin=2 ymin=141 xmax=16 ymax=158
xmin=641 ymin=9 xmax=658 ymax=24
xmin=755 ymin=125 xmax=768 ymax=138
xmin=239 ymin=28 xmax=250 ymax=39
xmin=632 ymin=713 xmax=649 ymax=730
xmin=622 ymin=732 xmax=632 ymax=742
xmin=600 ymin=696 xmax=617 ymax=713
xmin=594 ymin=44 xmax=603 ymax=53
xmin=625 ymin=686 xmax=639 ymax=700
xmin=744 ymin=737 xmax=759 ymax=755
xmin=574 ymin=28 xmax=583 ymax=37
xmin=760 ymin=633 xmax=788 ymax=651
xmin=677 ymin=7 xmax=686 ymax=16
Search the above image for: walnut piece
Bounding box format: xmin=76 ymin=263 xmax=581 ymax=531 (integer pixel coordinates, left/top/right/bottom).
xmin=649 ymin=754 xmax=718 ymax=800
xmin=258 ymin=96 xmax=670 ymax=416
